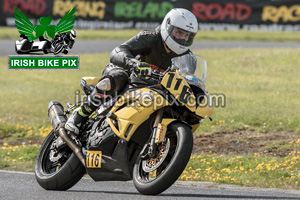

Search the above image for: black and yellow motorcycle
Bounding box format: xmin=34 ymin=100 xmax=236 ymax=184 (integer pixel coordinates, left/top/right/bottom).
xmin=35 ymin=54 xmax=213 ymax=195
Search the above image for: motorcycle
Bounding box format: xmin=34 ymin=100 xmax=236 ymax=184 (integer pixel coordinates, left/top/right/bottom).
xmin=34 ymin=53 xmax=213 ymax=195
xmin=15 ymin=35 xmax=51 ymax=54
xmin=51 ymin=33 xmax=75 ymax=55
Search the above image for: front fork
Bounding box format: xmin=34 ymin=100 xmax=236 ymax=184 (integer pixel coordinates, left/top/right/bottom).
xmin=148 ymin=109 xmax=164 ymax=157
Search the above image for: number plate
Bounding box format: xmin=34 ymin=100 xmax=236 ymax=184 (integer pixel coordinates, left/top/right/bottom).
xmin=161 ymin=71 xmax=196 ymax=112
xmin=86 ymin=151 xmax=102 ymax=168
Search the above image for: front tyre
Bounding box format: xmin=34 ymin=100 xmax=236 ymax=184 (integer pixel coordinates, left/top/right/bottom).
xmin=35 ymin=130 xmax=85 ymax=190
xmin=133 ymin=123 xmax=193 ymax=195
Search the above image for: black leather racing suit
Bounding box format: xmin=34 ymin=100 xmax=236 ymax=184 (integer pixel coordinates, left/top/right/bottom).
xmin=81 ymin=26 xmax=191 ymax=116
xmin=105 ymin=26 xmax=191 ymax=90
xmin=110 ymin=26 xmax=190 ymax=72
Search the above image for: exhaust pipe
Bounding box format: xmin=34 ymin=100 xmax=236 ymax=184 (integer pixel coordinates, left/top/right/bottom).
xmin=48 ymin=101 xmax=86 ymax=167
xmin=48 ymin=100 xmax=67 ymax=131
xmin=57 ymin=127 xmax=86 ymax=167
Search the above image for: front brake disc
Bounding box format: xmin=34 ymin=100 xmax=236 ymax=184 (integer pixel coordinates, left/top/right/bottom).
xmin=142 ymin=138 xmax=170 ymax=173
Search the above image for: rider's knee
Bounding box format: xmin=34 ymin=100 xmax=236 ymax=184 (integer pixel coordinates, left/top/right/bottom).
xmin=99 ymin=66 xmax=128 ymax=94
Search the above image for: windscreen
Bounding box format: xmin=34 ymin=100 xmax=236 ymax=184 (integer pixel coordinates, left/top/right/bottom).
xmin=171 ymin=53 xmax=207 ymax=84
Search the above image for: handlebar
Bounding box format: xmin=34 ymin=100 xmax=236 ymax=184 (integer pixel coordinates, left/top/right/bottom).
xmin=130 ymin=67 xmax=164 ymax=80
xmin=131 ymin=64 xmax=177 ymax=81
xmin=149 ymin=68 xmax=165 ymax=79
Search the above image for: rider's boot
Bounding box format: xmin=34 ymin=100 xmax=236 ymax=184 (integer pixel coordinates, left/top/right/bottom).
xmin=65 ymin=77 xmax=112 ymax=136
xmin=65 ymin=107 xmax=89 ymax=135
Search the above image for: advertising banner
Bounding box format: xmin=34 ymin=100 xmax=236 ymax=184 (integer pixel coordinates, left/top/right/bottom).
xmin=1 ymin=0 xmax=300 ymax=31
xmin=191 ymin=0 xmax=300 ymax=31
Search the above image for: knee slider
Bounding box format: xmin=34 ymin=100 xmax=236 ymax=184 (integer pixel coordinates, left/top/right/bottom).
xmin=96 ymin=77 xmax=112 ymax=91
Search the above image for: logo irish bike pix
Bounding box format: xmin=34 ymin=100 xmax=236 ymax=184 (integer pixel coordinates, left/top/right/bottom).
xmin=9 ymin=7 xmax=79 ymax=70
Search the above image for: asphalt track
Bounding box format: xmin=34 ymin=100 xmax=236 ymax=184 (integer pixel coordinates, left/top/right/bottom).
xmin=1 ymin=40 xmax=300 ymax=57
xmin=1 ymin=170 xmax=300 ymax=200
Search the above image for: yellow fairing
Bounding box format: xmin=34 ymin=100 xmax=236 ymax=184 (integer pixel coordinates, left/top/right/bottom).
xmin=161 ymin=71 xmax=196 ymax=112
xmin=191 ymin=124 xmax=200 ymax=133
xmin=161 ymin=71 xmax=214 ymax=119
xmin=107 ymin=88 xmax=170 ymax=141
xmin=195 ymin=93 xmax=214 ymax=119
xmin=81 ymin=77 xmax=100 ymax=86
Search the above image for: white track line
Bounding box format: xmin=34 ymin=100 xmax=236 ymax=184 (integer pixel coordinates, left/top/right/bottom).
xmin=0 ymin=169 xmax=34 ymax=175
xmin=0 ymin=169 xmax=92 ymax=179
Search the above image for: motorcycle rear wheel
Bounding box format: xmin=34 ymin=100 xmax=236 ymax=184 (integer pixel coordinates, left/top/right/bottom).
xmin=35 ymin=130 xmax=85 ymax=190
xmin=133 ymin=122 xmax=193 ymax=195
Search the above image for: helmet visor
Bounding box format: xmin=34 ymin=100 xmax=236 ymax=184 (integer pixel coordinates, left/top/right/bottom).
xmin=167 ymin=26 xmax=196 ymax=47
xmin=70 ymin=30 xmax=76 ymax=39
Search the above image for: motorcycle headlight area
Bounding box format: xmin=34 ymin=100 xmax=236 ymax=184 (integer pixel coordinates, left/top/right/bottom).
xmin=187 ymin=80 xmax=206 ymax=107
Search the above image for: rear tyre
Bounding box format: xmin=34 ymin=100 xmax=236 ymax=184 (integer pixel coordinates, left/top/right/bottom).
xmin=133 ymin=123 xmax=193 ymax=195
xmin=35 ymin=130 xmax=85 ymax=190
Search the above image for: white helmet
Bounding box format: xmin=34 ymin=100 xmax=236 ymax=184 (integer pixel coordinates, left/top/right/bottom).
xmin=70 ymin=30 xmax=76 ymax=40
xmin=161 ymin=8 xmax=198 ymax=55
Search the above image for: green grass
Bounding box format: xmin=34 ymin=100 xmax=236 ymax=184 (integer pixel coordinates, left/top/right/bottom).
xmin=193 ymin=48 xmax=300 ymax=133
xmin=181 ymin=152 xmax=300 ymax=189
xmin=0 ymin=143 xmax=40 ymax=171
xmin=0 ymin=52 xmax=110 ymax=127
xmin=1 ymin=49 xmax=299 ymax=134
xmin=1 ymin=27 xmax=300 ymax=42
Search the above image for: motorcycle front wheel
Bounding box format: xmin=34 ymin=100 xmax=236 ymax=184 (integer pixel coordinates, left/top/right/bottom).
xmin=133 ymin=122 xmax=193 ymax=195
xmin=35 ymin=130 xmax=85 ymax=190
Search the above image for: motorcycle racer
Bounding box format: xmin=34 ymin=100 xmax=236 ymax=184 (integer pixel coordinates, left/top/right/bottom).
xmin=51 ymin=30 xmax=76 ymax=54
xmin=65 ymin=8 xmax=199 ymax=136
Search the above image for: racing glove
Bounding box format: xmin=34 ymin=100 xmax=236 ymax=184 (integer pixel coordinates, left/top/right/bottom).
xmin=133 ymin=62 xmax=152 ymax=76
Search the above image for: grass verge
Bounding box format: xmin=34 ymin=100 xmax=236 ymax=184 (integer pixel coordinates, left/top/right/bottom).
xmin=180 ymin=151 xmax=300 ymax=189
xmin=1 ymin=49 xmax=299 ymax=132
xmin=1 ymin=27 xmax=300 ymax=42
xmin=0 ymin=143 xmax=40 ymax=171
